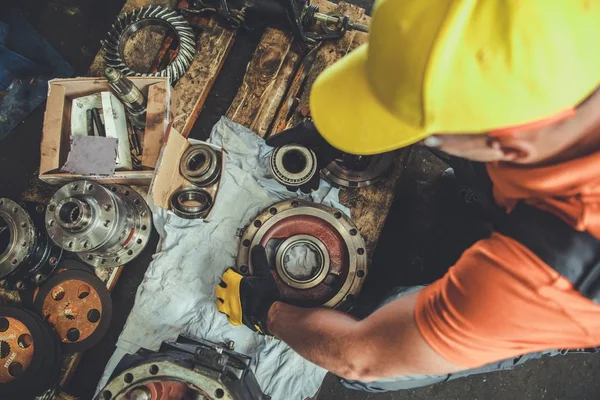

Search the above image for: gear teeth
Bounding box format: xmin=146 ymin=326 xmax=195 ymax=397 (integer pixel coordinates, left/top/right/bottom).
xmin=102 ymin=5 xmax=196 ymax=82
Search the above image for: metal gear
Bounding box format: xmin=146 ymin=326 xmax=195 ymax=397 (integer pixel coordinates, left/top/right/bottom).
xmin=322 ymin=152 xmax=395 ymax=188
xmin=33 ymin=267 xmax=112 ymax=353
xmin=237 ymin=199 xmax=367 ymax=309
xmin=102 ymin=5 xmax=197 ymax=82
xmin=0 ymin=199 xmax=62 ymax=291
xmin=45 ymin=181 xmax=152 ymax=268
xmin=96 ymin=335 xmax=266 ymax=400
xmin=0 ymin=306 xmax=61 ymax=399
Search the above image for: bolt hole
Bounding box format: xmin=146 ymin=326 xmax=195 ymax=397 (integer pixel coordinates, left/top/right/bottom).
xmin=71 ymin=184 xmax=79 ymax=191
xmin=12 ymin=207 xmax=17 ymax=213
xmin=0 ymin=318 xmax=9 ymax=332
xmin=101 ymin=391 xmax=112 ymax=400
xmin=134 ymin=199 xmax=140 ymax=205
xmin=214 ymin=389 xmax=225 ymax=398
xmin=78 ymin=284 xmax=91 ymax=299
xmin=141 ymin=225 xmax=147 ymax=231
xmin=48 ymin=220 xmax=55 ymax=227
xmin=349 ymin=229 xmax=357 ymax=236
xmin=356 ymin=270 xmax=365 ymax=278
xmin=334 ymin=211 xmax=342 ymax=219
xmin=357 ymin=248 xmax=365 ymax=255
xmin=291 ymin=200 xmax=299 ymax=208
xmin=124 ymin=373 xmax=134 ymax=383
xmin=101 ymin=259 xmax=107 ymax=265
xmin=123 ymin=190 xmax=130 ymax=196
xmin=8 ymin=362 xmax=23 ymax=377
xmin=20 ymin=222 xmax=26 ymax=228
xmin=82 ymin=241 xmax=89 ymax=249
xmin=36 ymin=205 xmax=44 ymax=213
xmin=86 ymin=254 xmax=94 ymax=260
xmin=48 ymin=204 xmax=56 ymax=212
xmin=17 ymin=334 xmax=32 ymax=349
xmin=127 ymin=250 xmax=133 ymax=256
xmin=88 ymin=309 xmax=101 ymax=323
xmin=87 ymin=184 xmax=94 ymax=191
xmin=10 ymin=259 xmax=17 ymax=265
xmin=115 ymin=257 xmax=121 ymax=263
xmin=253 ymin=220 xmax=262 ymax=228
xmin=66 ymin=328 xmax=80 ymax=342
xmin=68 ymin=241 xmax=74 ymax=248
xmin=136 ymin=238 xmax=143 ymax=244
xmin=15 ymin=281 xmax=24 ymax=290
xmin=242 ymin=239 xmax=251 ymax=247
xmin=110 ymin=186 xmax=117 ymax=192
xmin=269 ymin=207 xmax=277 ymax=215
xmin=149 ymin=364 xmax=159 ymax=375
xmin=51 ymin=286 xmax=65 ymax=301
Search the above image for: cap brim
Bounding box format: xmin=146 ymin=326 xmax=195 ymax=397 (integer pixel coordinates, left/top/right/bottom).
xmin=310 ymin=44 xmax=428 ymax=155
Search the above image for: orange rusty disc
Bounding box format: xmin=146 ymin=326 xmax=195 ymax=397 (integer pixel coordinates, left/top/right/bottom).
xmin=41 ymin=279 xmax=103 ymax=345
xmin=0 ymin=317 xmax=35 ymax=383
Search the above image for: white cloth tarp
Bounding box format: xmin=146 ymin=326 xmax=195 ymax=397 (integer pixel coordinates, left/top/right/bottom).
xmin=98 ymin=117 xmax=351 ymax=399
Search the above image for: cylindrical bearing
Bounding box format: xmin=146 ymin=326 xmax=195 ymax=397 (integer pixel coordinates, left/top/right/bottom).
xmin=170 ymin=187 xmax=213 ymax=219
xmin=322 ymin=152 xmax=395 ymax=188
xmin=270 ymin=144 xmax=317 ymax=188
xmin=179 ymin=144 xmax=221 ymax=187
xmin=275 ymin=234 xmax=330 ymax=289
xmin=45 ymin=181 xmax=152 ymax=268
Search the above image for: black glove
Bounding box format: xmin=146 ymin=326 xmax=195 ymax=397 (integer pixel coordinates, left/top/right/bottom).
xmin=216 ymin=245 xmax=280 ymax=335
xmin=266 ymin=118 xmax=342 ymax=192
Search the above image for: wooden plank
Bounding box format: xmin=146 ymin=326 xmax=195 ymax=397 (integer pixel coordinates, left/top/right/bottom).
xmin=226 ymin=28 xmax=297 ymax=137
xmin=172 ymin=19 xmax=235 ymax=137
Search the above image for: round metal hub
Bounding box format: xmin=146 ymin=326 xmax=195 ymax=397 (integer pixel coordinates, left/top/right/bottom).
xmin=0 ymin=199 xmax=62 ymax=291
xmin=270 ymin=144 xmax=318 ymax=188
xmin=180 ymin=144 xmax=221 ymax=187
xmin=170 ymin=187 xmax=213 ymax=219
xmin=45 ymin=181 xmax=152 ymax=268
xmin=34 ymin=269 xmax=112 ymax=353
xmin=0 ymin=317 xmax=34 ymax=383
xmin=237 ymin=200 xmax=367 ymax=309
xmin=322 ymin=152 xmax=395 ymax=188
xmin=102 ymin=5 xmax=197 ymax=82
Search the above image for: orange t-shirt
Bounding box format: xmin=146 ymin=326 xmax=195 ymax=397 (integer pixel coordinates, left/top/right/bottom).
xmin=415 ymin=151 xmax=600 ymax=369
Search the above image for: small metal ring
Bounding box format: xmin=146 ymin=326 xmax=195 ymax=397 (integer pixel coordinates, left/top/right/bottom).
xmin=180 ymin=144 xmax=221 ymax=187
xmin=170 ymin=187 xmax=213 ymax=219
xmin=275 ymin=234 xmax=330 ymax=289
xmin=270 ymin=144 xmax=317 ymax=187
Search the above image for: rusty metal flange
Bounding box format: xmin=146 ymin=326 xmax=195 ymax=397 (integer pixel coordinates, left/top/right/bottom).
xmin=237 ymin=199 xmax=367 ymax=309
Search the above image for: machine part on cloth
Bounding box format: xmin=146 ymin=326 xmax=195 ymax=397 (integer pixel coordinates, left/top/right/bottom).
xmin=237 ymin=199 xmax=367 ymax=309
xmin=105 ymin=67 xmax=147 ymax=129
xmin=180 ymin=0 xmax=367 ymax=44
xmin=169 ymin=187 xmax=213 ymax=220
xmin=0 ymin=198 xmax=62 ymax=291
xmin=102 ymin=6 xmax=196 ymax=83
xmin=0 ymin=306 xmax=61 ymax=400
xmin=269 ymin=143 xmax=318 ymax=189
xmin=33 ymin=268 xmax=112 ymax=353
xmin=179 ymin=144 xmax=222 ymax=187
xmin=97 ymin=334 xmax=266 ymax=400
xmin=322 ymin=152 xmax=395 ymax=188
xmin=45 ymin=181 xmax=152 ymax=268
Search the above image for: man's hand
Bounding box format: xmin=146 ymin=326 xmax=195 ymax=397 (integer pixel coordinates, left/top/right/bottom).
xmin=216 ymin=245 xmax=280 ymax=335
xmin=266 ymin=118 xmax=342 ymax=192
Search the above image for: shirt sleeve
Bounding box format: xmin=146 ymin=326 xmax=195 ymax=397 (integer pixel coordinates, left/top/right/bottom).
xmin=414 ymin=232 xmax=600 ymax=369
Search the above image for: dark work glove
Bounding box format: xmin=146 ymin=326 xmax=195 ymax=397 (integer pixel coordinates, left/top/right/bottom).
xmin=216 ymin=245 xmax=280 ymax=335
xmin=266 ymin=118 xmax=342 ymax=192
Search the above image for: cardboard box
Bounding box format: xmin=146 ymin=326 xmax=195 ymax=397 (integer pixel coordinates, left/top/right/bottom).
xmin=39 ymin=77 xmax=172 ymax=185
xmin=148 ymin=128 xmax=225 ymax=221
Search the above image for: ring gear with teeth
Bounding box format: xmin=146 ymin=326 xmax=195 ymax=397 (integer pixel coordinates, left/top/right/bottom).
xmin=102 ymin=5 xmax=197 ymax=82
xmin=45 ymin=181 xmax=152 ymax=268
xmin=0 ymin=198 xmax=62 ymax=291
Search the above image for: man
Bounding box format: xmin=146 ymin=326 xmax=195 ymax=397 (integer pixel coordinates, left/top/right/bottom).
xmin=216 ymin=0 xmax=600 ymax=392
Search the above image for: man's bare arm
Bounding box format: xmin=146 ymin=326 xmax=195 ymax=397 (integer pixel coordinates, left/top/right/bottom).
xmin=267 ymin=290 xmax=463 ymax=381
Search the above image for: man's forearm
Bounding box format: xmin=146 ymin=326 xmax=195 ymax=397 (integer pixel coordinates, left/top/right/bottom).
xmin=267 ymin=301 xmax=369 ymax=380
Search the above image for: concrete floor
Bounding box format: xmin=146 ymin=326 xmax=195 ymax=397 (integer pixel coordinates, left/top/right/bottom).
xmin=2 ymin=1 xmax=600 ymax=399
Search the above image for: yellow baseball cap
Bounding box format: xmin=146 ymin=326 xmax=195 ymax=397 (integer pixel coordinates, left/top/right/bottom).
xmin=310 ymin=0 xmax=600 ymax=155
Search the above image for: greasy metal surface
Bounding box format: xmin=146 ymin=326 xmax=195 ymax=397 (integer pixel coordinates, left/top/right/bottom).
xmin=322 ymin=152 xmax=395 ymax=188
xmin=270 ymin=144 xmax=317 ymax=187
xmin=41 ymin=278 xmax=103 ymax=344
xmin=237 ymin=199 xmax=367 ymax=309
xmin=102 ymin=5 xmax=196 ymax=82
xmin=0 ymin=317 xmax=34 ymax=383
xmin=180 ymin=144 xmax=221 ymax=187
xmin=45 ymin=181 xmax=152 ymax=268
xmin=0 ymin=199 xmax=62 ymax=291
xmin=169 ymin=187 xmax=213 ymax=219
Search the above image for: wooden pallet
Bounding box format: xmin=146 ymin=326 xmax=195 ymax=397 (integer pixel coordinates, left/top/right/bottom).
xmin=6 ymin=0 xmax=408 ymax=396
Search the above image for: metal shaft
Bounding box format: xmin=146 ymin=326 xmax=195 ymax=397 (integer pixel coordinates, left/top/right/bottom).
xmin=105 ymin=67 xmax=147 ymax=129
